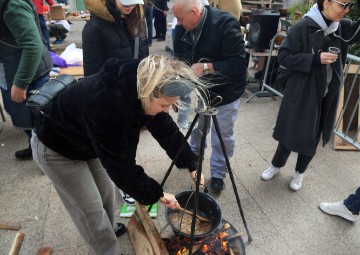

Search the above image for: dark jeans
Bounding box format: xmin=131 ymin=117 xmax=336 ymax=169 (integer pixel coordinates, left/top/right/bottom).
xmin=145 ymin=4 xmax=153 ymax=44
xmin=344 ymin=187 xmax=360 ymax=214
xmin=25 ymin=74 xmax=50 ymax=145
xmin=271 ymin=143 xmax=314 ymax=173
xmin=153 ymin=9 xmax=166 ymax=38
xmin=38 ymin=14 xmax=50 ymax=50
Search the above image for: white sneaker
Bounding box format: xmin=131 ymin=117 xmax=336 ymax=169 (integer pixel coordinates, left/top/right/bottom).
xmin=319 ymin=201 xmax=359 ymax=222
xmin=289 ymin=171 xmax=303 ymax=191
xmin=261 ymin=165 xmax=281 ymax=181
xmin=119 ymin=189 xmax=135 ymax=205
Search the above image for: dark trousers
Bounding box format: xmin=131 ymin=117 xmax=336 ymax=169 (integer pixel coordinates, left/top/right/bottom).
xmin=271 ymin=143 xmax=314 ymax=174
xmin=145 ymin=5 xmax=153 ymax=43
xmin=38 ymin=14 xmax=50 ymax=50
xmin=153 ymin=9 xmax=166 ymax=38
xmin=344 ymin=187 xmax=360 ymax=214
xmin=26 ymin=74 xmax=50 ymax=146
xmin=272 ymin=99 xmax=325 ymax=173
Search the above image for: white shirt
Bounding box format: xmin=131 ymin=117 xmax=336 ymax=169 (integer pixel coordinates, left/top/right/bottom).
xmin=50 ymin=20 xmax=71 ymax=32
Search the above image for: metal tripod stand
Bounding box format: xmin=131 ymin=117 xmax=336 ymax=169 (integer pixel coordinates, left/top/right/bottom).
xmin=160 ymin=101 xmax=253 ymax=255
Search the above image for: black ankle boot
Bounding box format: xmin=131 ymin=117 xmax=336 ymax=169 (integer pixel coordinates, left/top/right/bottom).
xmin=210 ymin=177 xmax=224 ymax=192
xmin=115 ymin=223 xmax=126 ymax=237
xmin=15 ymin=148 xmax=33 ymax=160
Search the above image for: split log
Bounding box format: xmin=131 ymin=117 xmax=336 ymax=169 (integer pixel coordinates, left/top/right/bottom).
xmin=228 ymin=232 xmax=245 ymax=241
xmin=0 ymin=223 xmax=21 ymax=230
xmin=36 ymin=247 xmax=52 ymax=255
xmin=9 ymin=232 xmax=25 ymax=255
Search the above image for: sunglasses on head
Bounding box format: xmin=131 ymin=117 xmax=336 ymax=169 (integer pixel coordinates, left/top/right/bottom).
xmin=331 ymin=0 xmax=355 ymax=10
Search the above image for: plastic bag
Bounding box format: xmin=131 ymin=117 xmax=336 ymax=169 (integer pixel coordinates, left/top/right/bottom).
xmin=60 ymin=43 xmax=83 ymax=66
xmin=49 ymin=51 xmax=68 ymax=67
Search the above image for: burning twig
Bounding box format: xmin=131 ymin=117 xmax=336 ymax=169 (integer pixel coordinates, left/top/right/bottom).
xmin=221 ymin=223 xmax=231 ymax=231
xmin=179 ymin=244 xmax=201 ymax=255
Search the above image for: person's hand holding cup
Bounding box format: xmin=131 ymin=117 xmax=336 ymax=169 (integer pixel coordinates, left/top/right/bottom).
xmin=328 ymin=46 xmax=340 ymax=64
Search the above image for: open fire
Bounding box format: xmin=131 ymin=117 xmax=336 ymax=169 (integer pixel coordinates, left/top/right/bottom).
xmin=165 ymin=220 xmax=245 ymax=255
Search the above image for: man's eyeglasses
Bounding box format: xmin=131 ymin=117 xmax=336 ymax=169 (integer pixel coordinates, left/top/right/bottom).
xmin=331 ymin=0 xmax=355 ymax=10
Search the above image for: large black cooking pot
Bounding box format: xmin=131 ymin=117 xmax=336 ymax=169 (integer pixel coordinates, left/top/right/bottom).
xmin=165 ymin=191 xmax=222 ymax=241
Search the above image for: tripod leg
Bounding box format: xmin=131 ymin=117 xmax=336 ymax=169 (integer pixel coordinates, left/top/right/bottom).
xmin=188 ymin=114 xmax=210 ymax=255
xmin=212 ymin=115 xmax=253 ymax=243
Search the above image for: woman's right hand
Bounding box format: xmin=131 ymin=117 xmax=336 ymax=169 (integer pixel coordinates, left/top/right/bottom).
xmin=320 ymin=52 xmax=338 ymax=65
xmin=159 ymin=192 xmax=178 ymax=210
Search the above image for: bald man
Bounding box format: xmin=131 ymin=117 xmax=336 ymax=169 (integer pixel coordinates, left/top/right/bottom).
xmin=173 ymin=0 xmax=246 ymax=192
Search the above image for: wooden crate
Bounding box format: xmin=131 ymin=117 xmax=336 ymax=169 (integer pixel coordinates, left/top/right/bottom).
xmin=334 ymin=64 xmax=360 ymax=150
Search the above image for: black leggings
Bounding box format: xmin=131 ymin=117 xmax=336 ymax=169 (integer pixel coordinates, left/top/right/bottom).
xmin=271 ymin=143 xmax=314 ymax=174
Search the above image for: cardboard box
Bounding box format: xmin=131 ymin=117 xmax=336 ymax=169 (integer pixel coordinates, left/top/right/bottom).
xmin=50 ymin=5 xmax=66 ymax=20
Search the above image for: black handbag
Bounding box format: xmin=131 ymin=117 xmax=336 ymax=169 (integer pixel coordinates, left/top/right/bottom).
xmin=26 ymin=74 xmax=77 ymax=116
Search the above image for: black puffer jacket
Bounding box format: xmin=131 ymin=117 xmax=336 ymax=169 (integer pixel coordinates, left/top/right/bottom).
xmin=82 ymin=0 xmax=148 ymax=76
xmin=34 ymin=58 xmax=196 ymax=205
xmin=174 ymin=6 xmax=246 ymax=106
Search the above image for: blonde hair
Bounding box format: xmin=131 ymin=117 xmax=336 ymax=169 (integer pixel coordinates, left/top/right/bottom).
xmin=137 ymin=53 xmax=210 ymax=113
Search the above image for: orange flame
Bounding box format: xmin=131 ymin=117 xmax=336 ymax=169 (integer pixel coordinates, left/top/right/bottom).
xmin=202 ymin=244 xmax=210 ymax=253
xmin=176 ymin=246 xmax=187 ymax=255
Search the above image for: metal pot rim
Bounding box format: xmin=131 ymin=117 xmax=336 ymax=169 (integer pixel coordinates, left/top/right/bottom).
xmin=165 ymin=191 xmax=222 ymax=239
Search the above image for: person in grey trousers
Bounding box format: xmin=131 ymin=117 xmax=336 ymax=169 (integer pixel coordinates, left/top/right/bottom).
xmin=31 ymin=54 xmax=206 ymax=255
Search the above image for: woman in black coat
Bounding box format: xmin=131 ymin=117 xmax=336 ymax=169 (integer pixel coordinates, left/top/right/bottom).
xmin=82 ymin=0 xmax=149 ymax=76
xmin=261 ymin=0 xmax=360 ymax=191
xmin=83 ymin=0 xmax=149 ymax=204
xmin=30 ymin=54 xmax=206 ymax=255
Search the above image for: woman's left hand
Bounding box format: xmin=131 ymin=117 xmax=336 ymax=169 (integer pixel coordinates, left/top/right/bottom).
xmin=190 ymin=170 xmax=205 ymax=187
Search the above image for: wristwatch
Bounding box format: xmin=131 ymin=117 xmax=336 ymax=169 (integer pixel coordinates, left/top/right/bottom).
xmin=203 ymin=63 xmax=211 ymax=76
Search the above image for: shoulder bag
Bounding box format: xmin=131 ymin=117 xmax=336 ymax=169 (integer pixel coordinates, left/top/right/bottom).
xmin=26 ymin=74 xmax=77 ymax=116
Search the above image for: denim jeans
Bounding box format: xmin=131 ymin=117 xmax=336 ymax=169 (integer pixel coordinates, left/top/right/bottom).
xmin=1 ymin=74 xmax=49 ymax=131
xmin=31 ymin=132 xmax=121 ymax=255
xmin=189 ymin=98 xmax=241 ymax=179
xmin=177 ymin=92 xmax=191 ymax=127
xmin=38 ymin=14 xmax=50 ymax=50
xmin=344 ymin=187 xmax=360 ymax=215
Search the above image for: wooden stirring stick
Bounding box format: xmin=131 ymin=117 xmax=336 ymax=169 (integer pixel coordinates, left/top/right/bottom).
xmin=159 ymin=197 xmax=211 ymax=223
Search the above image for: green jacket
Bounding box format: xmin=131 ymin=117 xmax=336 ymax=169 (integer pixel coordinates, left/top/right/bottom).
xmin=0 ymin=0 xmax=52 ymax=90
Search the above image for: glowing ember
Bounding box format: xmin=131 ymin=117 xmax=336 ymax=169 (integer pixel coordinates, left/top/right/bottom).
xmin=218 ymin=231 xmax=229 ymax=251
xmin=176 ymin=246 xmax=187 ymax=255
xmin=166 ymin=220 xmax=244 ymax=255
xmin=202 ymin=244 xmax=210 ymax=253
